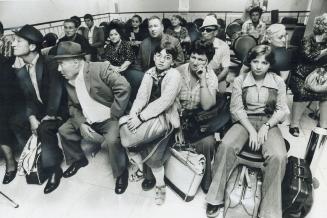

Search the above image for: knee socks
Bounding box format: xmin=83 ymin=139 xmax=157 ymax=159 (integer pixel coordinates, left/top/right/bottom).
xmin=152 ymin=166 xmax=165 ymax=187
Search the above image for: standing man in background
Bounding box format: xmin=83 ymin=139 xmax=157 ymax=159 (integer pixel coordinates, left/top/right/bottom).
xmin=83 ymin=14 xmax=105 ymax=61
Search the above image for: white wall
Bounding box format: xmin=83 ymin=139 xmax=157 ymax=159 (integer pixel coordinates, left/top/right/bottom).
xmin=118 ymin=0 xmax=178 ymax=12
xmin=267 ymin=0 xmax=310 ymax=11
xmin=0 ymin=0 xmax=115 ymax=28
xmin=0 ymin=0 xmax=312 ymax=28
xmin=116 ymin=0 xmax=311 ymax=12
xmin=189 ymin=0 xmax=310 ymax=11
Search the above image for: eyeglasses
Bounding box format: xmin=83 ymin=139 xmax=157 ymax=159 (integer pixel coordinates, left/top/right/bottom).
xmin=154 ymin=53 xmax=173 ymax=61
xmin=200 ymin=28 xmax=217 ymax=33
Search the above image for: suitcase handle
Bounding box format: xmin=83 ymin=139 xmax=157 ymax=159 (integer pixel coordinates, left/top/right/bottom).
xmin=295 ymin=165 xmax=310 ymax=180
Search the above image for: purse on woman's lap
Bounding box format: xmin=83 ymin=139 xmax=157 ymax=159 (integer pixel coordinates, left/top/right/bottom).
xmin=119 ymin=114 xmax=169 ymax=148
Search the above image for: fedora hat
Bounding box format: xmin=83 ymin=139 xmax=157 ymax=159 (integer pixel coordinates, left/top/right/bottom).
xmin=200 ymin=16 xmax=218 ymax=29
xmin=54 ymin=41 xmax=85 ymax=59
xmin=13 ymin=24 xmax=43 ymax=45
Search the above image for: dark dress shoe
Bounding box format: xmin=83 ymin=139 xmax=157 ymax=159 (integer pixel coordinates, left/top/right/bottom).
xmin=63 ymin=158 xmax=88 ymax=178
xmin=201 ymin=186 xmax=209 ymax=194
xmin=3 ymin=169 xmax=17 ymax=184
xmin=115 ymin=169 xmax=128 ymax=194
xmin=206 ymin=203 xmax=223 ymax=218
xmin=44 ymin=168 xmax=63 ymax=194
xmin=3 ymin=161 xmax=18 ymax=184
xmin=141 ymin=178 xmax=156 ymax=191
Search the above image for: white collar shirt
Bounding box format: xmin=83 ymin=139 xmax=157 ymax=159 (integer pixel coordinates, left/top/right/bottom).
xmin=88 ymin=25 xmax=95 ymax=45
xmin=27 ymin=54 xmax=43 ymax=103
xmin=74 ymin=62 xmax=111 ymax=124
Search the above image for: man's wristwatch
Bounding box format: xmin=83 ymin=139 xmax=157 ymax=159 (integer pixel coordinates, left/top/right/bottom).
xmin=264 ymin=122 xmax=271 ymax=128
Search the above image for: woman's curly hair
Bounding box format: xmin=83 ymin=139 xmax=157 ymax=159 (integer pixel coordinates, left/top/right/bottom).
xmin=313 ymin=13 xmax=327 ymax=35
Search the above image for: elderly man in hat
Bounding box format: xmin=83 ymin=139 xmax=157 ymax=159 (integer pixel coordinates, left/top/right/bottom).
xmin=55 ymin=41 xmax=131 ymax=194
xmin=11 ymin=24 xmax=68 ymax=194
xmin=242 ymin=6 xmax=266 ymax=40
xmin=200 ymin=16 xmax=230 ymax=90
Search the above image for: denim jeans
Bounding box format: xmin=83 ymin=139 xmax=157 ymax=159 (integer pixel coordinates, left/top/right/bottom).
xmin=206 ymin=115 xmax=287 ymax=218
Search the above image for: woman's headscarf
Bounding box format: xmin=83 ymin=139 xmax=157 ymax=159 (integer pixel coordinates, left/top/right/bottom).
xmin=313 ymin=13 xmax=327 ymax=35
xmin=260 ymin=23 xmax=286 ymax=44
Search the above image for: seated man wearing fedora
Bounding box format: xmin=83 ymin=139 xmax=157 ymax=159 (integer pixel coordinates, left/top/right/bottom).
xmin=12 ymin=24 xmax=68 ymax=194
xmin=200 ymin=16 xmax=230 ymax=92
xmin=55 ymin=41 xmax=131 ymax=194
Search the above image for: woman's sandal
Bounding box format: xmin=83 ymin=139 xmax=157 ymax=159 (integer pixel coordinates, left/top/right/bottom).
xmin=289 ymin=127 xmax=300 ymax=137
xmin=129 ymin=169 xmax=144 ymax=182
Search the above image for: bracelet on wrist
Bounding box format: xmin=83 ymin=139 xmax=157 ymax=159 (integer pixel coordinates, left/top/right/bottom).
xmin=137 ymin=114 xmax=145 ymax=122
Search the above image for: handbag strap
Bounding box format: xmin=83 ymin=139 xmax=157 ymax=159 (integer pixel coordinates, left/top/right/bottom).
xmin=239 ymin=166 xmax=247 ymax=186
xmin=141 ymin=127 xmax=174 ymax=164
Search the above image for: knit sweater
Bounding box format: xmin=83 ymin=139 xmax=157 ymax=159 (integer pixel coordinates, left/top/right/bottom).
xmin=130 ymin=67 xmax=182 ymax=128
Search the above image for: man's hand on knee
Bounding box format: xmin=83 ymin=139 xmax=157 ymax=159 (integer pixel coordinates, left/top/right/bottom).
xmin=29 ymin=115 xmax=40 ymax=135
xmin=80 ymin=123 xmax=96 ymax=141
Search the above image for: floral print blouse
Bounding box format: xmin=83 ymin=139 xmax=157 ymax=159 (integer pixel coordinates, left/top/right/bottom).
xmin=101 ymin=40 xmax=135 ymax=66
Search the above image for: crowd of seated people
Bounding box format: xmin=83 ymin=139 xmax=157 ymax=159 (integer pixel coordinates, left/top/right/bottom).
xmin=1 ymin=9 xmax=327 ymax=218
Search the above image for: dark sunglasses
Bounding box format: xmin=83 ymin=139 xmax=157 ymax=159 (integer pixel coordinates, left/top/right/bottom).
xmin=200 ymin=28 xmax=217 ymax=33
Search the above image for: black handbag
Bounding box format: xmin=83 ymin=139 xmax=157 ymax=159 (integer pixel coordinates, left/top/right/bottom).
xmin=25 ymin=150 xmax=47 ymax=185
xmin=282 ymin=156 xmax=313 ymax=218
xmin=185 ymin=93 xmax=231 ymax=138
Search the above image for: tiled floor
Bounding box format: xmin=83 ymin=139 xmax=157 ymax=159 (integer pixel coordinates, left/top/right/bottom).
xmin=0 ymin=96 xmax=327 ymax=218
